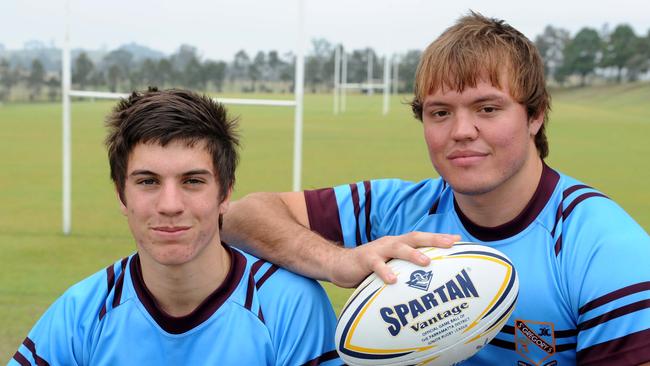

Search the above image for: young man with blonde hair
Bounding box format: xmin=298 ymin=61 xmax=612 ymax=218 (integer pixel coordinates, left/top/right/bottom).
xmin=223 ymin=12 xmax=650 ymax=365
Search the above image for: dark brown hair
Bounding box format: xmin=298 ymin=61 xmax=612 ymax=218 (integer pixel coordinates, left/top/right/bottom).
xmin=105 ymin=87 xmax=240 ymax=204
xmin=411 ymin=11 xmax=550 ymax=158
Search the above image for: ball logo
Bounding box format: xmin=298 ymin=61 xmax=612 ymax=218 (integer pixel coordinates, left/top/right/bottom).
xmin=406 ymin=270 xmax=433 ymax=291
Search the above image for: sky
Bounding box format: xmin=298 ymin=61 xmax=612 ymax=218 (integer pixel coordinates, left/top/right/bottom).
xmin=1 ymin=0 xmax=649 ymax=60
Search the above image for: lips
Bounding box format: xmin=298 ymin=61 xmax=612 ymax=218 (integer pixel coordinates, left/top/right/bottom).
xmin=151 ymin=226 xmax=191 ymax=233
xmin=447 ymin=150 xmax=488 ymax=159
xmin=446 ymin=150 xmax=489 ymax=167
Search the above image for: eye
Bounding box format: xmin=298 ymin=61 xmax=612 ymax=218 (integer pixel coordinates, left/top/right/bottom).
xmin=184 ymin=177 xmax=205 ymax=185
xmin=479 ymin=106 xmax=498 ymax=114
xmin=428 ymin=109 xmax=450 ymax=120
xmin=137 ymin=178 xmax=157 ymax=185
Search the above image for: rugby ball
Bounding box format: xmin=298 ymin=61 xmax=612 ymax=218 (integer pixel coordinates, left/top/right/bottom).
xmin=335 ymin=243 xmax=518 ymax=366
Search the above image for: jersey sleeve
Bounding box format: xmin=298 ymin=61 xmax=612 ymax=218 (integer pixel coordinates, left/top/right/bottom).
xmin=557 ymin=193 xmax=650 ymax=365
xmin=304 ymin=178 xmax=442 ymax=247
xmin=9 ymin=269 xmax=108 ymax=366
xmin=256 ymin=267 xmax=341 ymax=366
xmin=10 ymin=295 xmax=81 ymax=366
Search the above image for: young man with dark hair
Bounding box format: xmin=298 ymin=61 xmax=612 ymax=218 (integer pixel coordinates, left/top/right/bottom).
xmin=222 ymin=13 xmax=650 ymax=365
xmin=11 ymin=88 xmax=340 ymax=366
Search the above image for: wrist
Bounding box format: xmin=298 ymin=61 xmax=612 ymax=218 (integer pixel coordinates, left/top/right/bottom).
xmin=323 ymin=243 xmax=350 ymax=285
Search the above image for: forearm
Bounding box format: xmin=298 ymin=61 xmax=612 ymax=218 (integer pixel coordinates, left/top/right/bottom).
xmin=221 ymin=192 xmax=343 ymax=282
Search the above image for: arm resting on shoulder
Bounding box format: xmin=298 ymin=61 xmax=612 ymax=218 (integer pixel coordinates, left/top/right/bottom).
xmin=222 ymin=191 xmax=345 ymax=283
xmin=222 ymin=191 xmax=459 ymax=287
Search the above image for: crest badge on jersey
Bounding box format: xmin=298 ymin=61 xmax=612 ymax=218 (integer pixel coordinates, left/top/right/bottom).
xmin=515 ymin=319 xmax=556 ymax=366
xmin=405 ymin=269 xmax=433 ymax=291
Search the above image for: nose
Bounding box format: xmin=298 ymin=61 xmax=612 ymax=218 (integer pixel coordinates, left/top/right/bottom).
xmin=156 ymin=182 xmax=184 ymax=216
xmin=450 ymin=111 xmax=479 ymax=141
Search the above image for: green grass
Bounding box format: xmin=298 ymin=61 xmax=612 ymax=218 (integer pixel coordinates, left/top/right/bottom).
xmin=1 ymin=85 xmax=649 ymax=359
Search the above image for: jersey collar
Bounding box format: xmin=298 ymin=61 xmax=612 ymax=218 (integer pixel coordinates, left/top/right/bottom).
xmin=130 ymin=243 xmax=246 ymax=334
xmin=454 ymin=162 xmax=560 ymax=241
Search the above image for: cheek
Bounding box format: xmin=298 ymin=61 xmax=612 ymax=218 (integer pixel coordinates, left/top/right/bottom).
xmin=423 ymin=126 xmax=444 ymax=153
xmin=487 ymin=124 xmax=531 ymax=159
xmin=123 ymin=196 xmax=154 ymax=230
xmin=491 ymin=130 xmax=516 ymax=147
xmin=195 ymin=200 xmax=222 ymax=222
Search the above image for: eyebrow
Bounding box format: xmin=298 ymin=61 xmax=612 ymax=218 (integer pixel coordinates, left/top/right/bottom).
xmin=471 ymin=95 xmax=509 ymax=105
xmin=129 ymin=169 xmax=214 ymax=177
xmin=423 ymin=100 xmax=450 ymax=108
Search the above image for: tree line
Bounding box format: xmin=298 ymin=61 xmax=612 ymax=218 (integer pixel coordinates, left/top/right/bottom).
xmin=536 ymin=24 xmax=650 ymax=85
xmin=1 ymin=23 xmax=649 ymax=102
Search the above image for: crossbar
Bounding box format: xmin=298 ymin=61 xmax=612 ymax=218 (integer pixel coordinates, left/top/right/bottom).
xmin=68 ymin=90 xmax=297 ymax=107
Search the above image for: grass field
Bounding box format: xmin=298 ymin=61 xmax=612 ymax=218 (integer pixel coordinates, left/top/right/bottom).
xmin=1 ymin=85 xmax=649 ymax=360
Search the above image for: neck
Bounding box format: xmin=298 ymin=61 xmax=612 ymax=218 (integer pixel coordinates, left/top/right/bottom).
xmin=454 ymin=152 xmax=543 ymax=228
xmin=139 ymin=241 xmax=230 ymax=317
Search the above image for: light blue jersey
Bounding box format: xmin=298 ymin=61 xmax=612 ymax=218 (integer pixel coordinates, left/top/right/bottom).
xmin=10 ymin=245 xmax=341 ymax=366
xmin=305 ymin=164 xmax=650 ymax=366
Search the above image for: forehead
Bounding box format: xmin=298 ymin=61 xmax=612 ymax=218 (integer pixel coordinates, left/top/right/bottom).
xmin=424 ymin=79 xmax=514 ymax=104
xmin=127 ymin=140 xmax=214 ymax=173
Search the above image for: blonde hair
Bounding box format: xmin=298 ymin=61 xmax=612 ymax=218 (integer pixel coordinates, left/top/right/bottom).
xmin=411 ymin=11 xmax=550 ymax=158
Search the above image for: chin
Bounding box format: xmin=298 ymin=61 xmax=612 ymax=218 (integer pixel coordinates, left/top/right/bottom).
xmin=446 ymin=177 xmax=499 ymax=196
xmin=144 ymin=244 xmax=199 ymax=267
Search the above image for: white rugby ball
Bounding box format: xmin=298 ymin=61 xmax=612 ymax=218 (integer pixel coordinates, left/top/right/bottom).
xmin=335 ymin=243 xmax=518 ymax=366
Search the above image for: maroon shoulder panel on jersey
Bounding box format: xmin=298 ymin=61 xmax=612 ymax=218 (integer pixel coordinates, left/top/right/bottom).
xmin=305 ymin=188 xmax=344 ymax=243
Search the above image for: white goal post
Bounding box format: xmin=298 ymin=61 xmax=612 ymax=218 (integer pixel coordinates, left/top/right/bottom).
xmin=333 ymin=46 xmax=393 ymax=115
xmin=62 ymin=0 xmax=306 ymax=235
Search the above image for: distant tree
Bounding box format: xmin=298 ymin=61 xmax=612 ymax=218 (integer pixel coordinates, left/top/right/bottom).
xmin=279 ymin=52 xmax=295 ymax=92
xmin=203 ymin=60 xmax=226 ymax=92
xmin=171 ymin=44 xmax=200 ymax=73
xmin=625 ymin=30 xmax=650 ymax=81
xmin=601 ymin=24 xmax=639 ymax=82
xmin=140 ymin=58 xmax=158 ymax=87
xmin=534 ymin=25 xmax=570 ymax=82
xmin=168 ymin=45 xmax=203 ymax=89
xmin=184 ymin=56 xmax=204 ymax=90
xmin=28 ymin=59 xmax=45 ymax=101
xmin=345 ymin=47 xmax=379 ymax=90
xmin=0 ymin=58 xmax=16 ymax=101
xmin=107 ymin=64 xmax=121 ymax=92
xmin=231 ymin=50 xmax=250 ymax=91
xmin=90 ymin=71 xmax=106 ymax=90
xmin=313 ymin=38 xmax=333 ymax=90
xmin=249 ymin=51 xmax=266 ymax=92
xmin=128 ymin=68 xmax=144 ymax=90
xmin=267 ymin=50 xmax=282 ymax=83
xmin=156 ymin=58 xmax=174 ymax=87
xmin=305 ymin=56 xmax=321 ymax=92
xmin=103 ymin=49 xmax=133 ymax=91
xmin=398 ymin=50 xmax=421 ymax=93
xmin=46 ymin=75 xmax=60 ymax=101
xmin=554 ymin=62 xmax=571 ymax=85
xmin=562 ymin=28 xmax=602 ymax=86
xmin=103 ymin=49 xmax=133 ymax=73
xmin=73 ymin=52 xmax=94 ymax=89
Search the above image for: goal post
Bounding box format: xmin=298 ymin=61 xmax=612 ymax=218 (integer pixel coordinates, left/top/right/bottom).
xmin=332 ymin=45 xmax=393 ymax=115
xmin=62 ymin=0 xmax=306 ymax=235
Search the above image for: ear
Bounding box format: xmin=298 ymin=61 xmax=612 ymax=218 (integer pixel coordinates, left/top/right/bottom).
xmin=528 ymin=112 xmax=544 ymax=136
xmin=116 ymin=187 xmax=128 ymax=216
xmin=218 ymin=187 xmax=233 ymax=215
